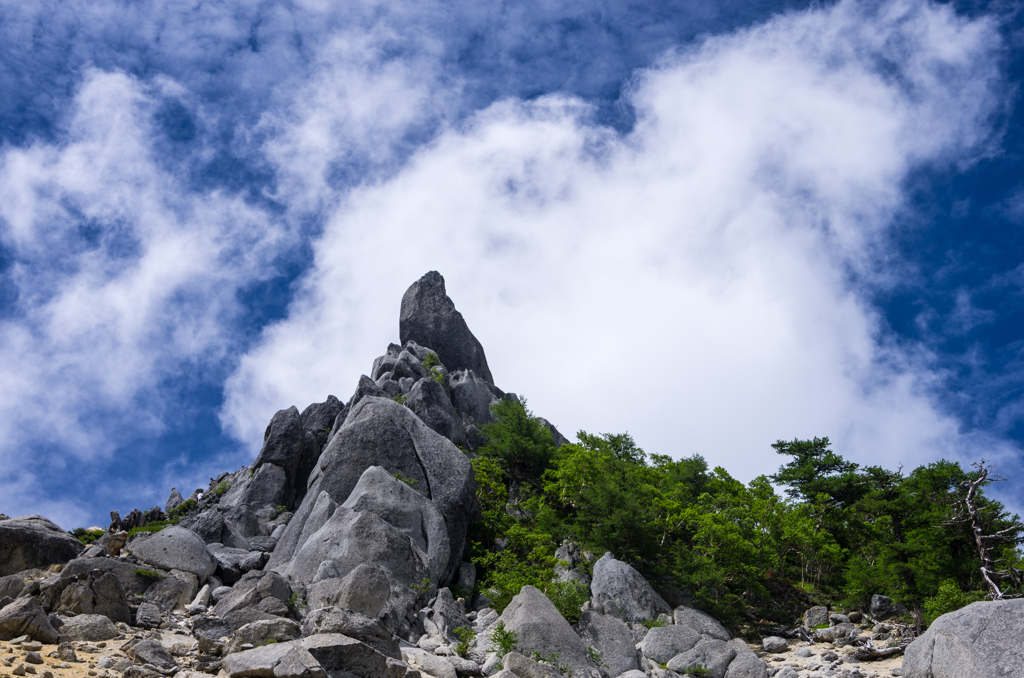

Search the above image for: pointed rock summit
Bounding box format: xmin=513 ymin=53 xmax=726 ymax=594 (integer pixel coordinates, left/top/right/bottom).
xmin=400 ymin=271 xmax=493 ymax=384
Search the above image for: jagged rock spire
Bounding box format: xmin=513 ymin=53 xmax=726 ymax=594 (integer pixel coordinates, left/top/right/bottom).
xmin=400 ymin=271 xmax=494 ymax=384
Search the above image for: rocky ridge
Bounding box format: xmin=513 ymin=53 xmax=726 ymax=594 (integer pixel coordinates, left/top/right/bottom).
xmin=0 ymin=272 xmax=994 ymax=678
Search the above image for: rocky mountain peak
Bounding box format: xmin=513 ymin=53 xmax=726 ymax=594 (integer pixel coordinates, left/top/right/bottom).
xmin=400 ymin=271 xmax=494 ymax=385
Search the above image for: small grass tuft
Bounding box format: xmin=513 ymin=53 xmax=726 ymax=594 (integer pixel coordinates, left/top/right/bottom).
xmin=132 ymin=568 xmax=167 ymax=580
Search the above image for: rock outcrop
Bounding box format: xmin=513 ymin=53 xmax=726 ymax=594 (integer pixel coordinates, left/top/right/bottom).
xmin=903 ymin=599 xmax=1024 ymax=678
xmin=0 ymin=272 xmax=777 ymax=678
xmin=268 ymin=395 xmax=473 ymax=604
xmin=0 ymin=516 xmax=84 ymax=576
xmin=126 ymin=526 xmax=216 ymax=582
xmin=591 ymin=552 xmax=672 ymax=622
xmin=400 ymin=270 xmax=494 ymax=384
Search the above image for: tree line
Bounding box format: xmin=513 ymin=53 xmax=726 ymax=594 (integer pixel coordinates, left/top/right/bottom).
xmin=466 ymin=398 xmax=1024 ymax=632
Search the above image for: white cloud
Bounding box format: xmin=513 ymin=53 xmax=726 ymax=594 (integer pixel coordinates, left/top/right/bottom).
xmin=0 ymin=69 xmax=290 ymax=522
xmin=224 ymin=0 xmax=1018 ymax=500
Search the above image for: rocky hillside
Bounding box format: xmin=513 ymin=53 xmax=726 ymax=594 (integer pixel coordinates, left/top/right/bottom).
xmin=0 ymin=272 xmax=1017 ymax=678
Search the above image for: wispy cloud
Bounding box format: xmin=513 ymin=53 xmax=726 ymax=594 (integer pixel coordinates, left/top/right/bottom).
xmin=224 ymin=0 xmax=1021 ymax=511
xmin=0 ymin=0 xmax=1020 ymax=527
xmin=0 ymin=70 xmax=290 ymax=525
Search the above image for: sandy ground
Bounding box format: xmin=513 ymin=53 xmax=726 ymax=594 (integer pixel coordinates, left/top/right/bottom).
xmin=753 ymin=639 xmax=904 ymax=677
xmin=1 ymin=629 xmax=906 ymax=678
xmin=0 ymin=628 xmax=202 ymax=678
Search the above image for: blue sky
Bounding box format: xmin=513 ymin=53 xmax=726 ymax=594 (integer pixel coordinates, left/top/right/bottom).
xmin=1 ymin=0 xmax=1022 ymax=528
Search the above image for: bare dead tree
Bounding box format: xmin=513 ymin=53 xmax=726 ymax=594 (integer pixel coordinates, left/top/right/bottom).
xmin=947 ymin=460 xmax=1024 ymax=600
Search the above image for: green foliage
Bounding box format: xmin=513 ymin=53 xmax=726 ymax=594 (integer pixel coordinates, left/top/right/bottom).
xmin=214 ymin=481 xmax=232 ymax=496
xmin=393 ymin=472 xmax=419 ymax=486
xmin=473 ymin=522 xmax=558 ymax=613
xmin=430 ymin=368 xmax=445 ymax=385
xmin=132 ymin=568 xmax=167 ymax=580
xmin=127 ymin=520 xmax=176 ymax=538
xmin=641 ymin=618 xmax=666 ymax=629
xmin=490 ymin=621 xmax=519 ymax=657
xmin=453 ymin=626 xmax=476 ymax=657
xmin=923 ymin=580 xmax=984 ymax=624
xmin=422 ymin=352 xmax=442 ymax=369
xmin=393 ymin=393 xmax=407 ymax=404
xmin=276 ymin=505 xmax=287 ymax=513
xmin=71 ymin=527 xmax=105 ymax=545
xmin=529 ymin=651 xmax=569 ymax=674
xmin=168 ymin=499 xmax=197 ymax=520
xmin=543 ymin=579 xmax=589 ymax=625
xmin=577 ymin=431 xmax=646 ymax=465
xmin=478 ymin=398 xmax=556 ymax=483
xmin=466 ymin=409 xmax=1024 ymax=634
xmin=286 ymin=592 xmax=305 ymax=613
xmin=409 ymin=577 xmax=432 ymax=596
xmin=587 ymin=646 xmax=608 ymax=668
xmin=684 ymin=666 xmax=712 ymax=677
xmin=541 ymin=441 xmax=663 ymax=563
xmin=770 ymin=437 xmax=864 ymax=509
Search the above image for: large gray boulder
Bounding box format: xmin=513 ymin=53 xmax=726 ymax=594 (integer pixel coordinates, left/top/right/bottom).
xmin=400 ymin=271 xmax=494 ymax=384
xmin=192 ymin=614 xmax=233 ymax=651
xmin=221 ymin=505 xmax=264 ymax=551
xmin=56 ymin=614 xmax=118 ymax=642
xmin=430 ymin=587 xmax=469 ymax=644
xmin=225 ymin=618 xmax=302 ymax=655
xmin=43 ymin=568 xmax=132 ymax=624
xmin=497 ymin=585 xmax=600 ymax=678
xmin=132 ymin=639 xmax=179 ymax=671
xmin=302 ymin=395 xmax=345 ymax=449
xmin=298 ymin=633 xmax=404 ymax=678
xmin=180 ymin=508 xmax=226 ymax=544
xmin=591 ymin=553 xmax=671 ymax=622
xmin=238 ymin=463 xmax=289 ymax=511
xmin=802 ymin=605 xmax=829 ymax=629
xmin=404 ymin=376 xmax=468 ymax=448
xmin=143 ymin=569 xmax=198 ymax=612
xmin=666 ymin=637 xmax=736 ymax=678
xmin=221 ymin=641 xmax=326 ymax=678
xmin=165 ymin=488 xmax=185 ymax=515
xmin=269 ymin=397 xmax=473 ymax=586
xmin=869 ymin=594 xmax=907 ymax=621
xmin=0 ymin=515 xmax=84 ymax=575
xmin=903 ymin=599 xmax=1024 ymax=678
xmin=340 ymin=465 xmax=450 ymax=583
xmin=501 ymin=651 xmax=561 ymax=678
xmin=302 ymin=606 xmax=400 ymax=659
xmin=60 ymin=556 xmax=158 ymax=596
xmin=242 ymin=406 xmax=321 ymax=510
xmin=724 ymin=639 xmax=768 ymax=678
xmin=407 ymin=651 xmax=458 ymax=678
xmin=127 ymin=526 xmax=216 ymax=581
xmin=307 ymin=563 xmax=391 ymax=617
xmin=0 ymin=596 xmax=60 ymax=643
xmin=208 ymin=543 xmax=259 ymax=585
xmin=674 ymin=606 xmax=730 ymax=640
xmin=277 ymin=506 xmax=429 ymax=628
xmin=0 ymin=574 xmax=26 ymax=600
xmin=214 ymin=570 xmax=293 ymax=618
xmin=640 ymin=625 xmax=701 ymax=664
xmin=576 ymin=609 xmax=638 ymax=676
xmin=449 ymin=369 xmax=499 ymax=429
